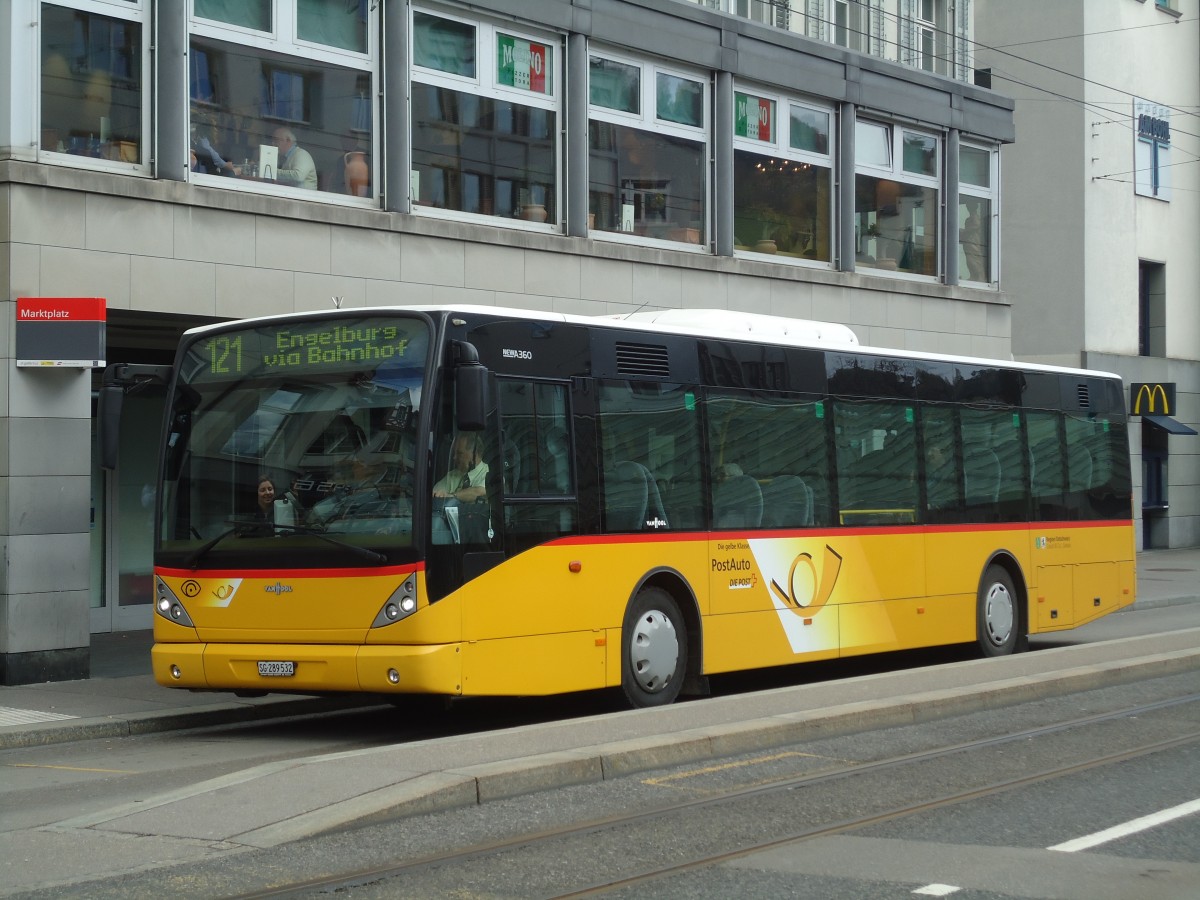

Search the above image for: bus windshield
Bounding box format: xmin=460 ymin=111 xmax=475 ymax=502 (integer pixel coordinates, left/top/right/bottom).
xmin=158 ymin=314 xmax=430 ymax=569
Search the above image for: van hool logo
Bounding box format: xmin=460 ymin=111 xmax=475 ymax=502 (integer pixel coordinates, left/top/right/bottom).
xmin=180 ymin=579 xmax=201 ymax=598
xmin=264 ymin=582 xmax=294 ymax=595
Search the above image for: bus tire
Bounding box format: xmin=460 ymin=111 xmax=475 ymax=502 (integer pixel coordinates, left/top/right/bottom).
xmin=621 ymin=587 xmax=687 ymax=708
xmin=977 ymin=564 xmax=1022 ymax=657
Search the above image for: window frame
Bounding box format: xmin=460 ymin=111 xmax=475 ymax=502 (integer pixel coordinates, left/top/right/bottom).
xmin=190 ymin=0 xmax=376 ymax=65
xmin=854 ymin=116 xmax=943 ymax=280
xmin=732 ymin=83 xmax=836 ymax=267
xmin=187 ymin=0 xmax=380 ymax=202
xmin=958 ymin=140 xmax=999 ymax=286
xmin=409 ymin=6 xmax=564 ymax=230
xmin=37 ymin=0 xmax=153 ymax=174
xmin=588 ymin=47 xmax=710 ymax=250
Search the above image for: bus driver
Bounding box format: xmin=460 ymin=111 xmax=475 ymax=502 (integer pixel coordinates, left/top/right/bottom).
xmin=433 ymin=433 xmax=488 ymax=504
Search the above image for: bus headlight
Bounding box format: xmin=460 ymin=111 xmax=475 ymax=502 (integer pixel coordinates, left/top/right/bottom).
xmin=371 ymin=574 xmax=419 ymax=628
xmin=154 ymin=577 xmax=194 ymax=627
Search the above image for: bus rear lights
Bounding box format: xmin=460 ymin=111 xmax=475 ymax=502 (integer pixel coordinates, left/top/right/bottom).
xmin=170 ymin=665 xmax=182 ymax=680
xmin=387 ymin=669 xmax=401 ymax=685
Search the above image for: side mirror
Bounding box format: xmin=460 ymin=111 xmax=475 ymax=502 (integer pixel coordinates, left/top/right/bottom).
xmin=455 ymin=363 xmax=488 ymax=431
xmin=452 ymin=341 xmax=488 ymax=432
xmin=97 ymin=382 xmax=124 ymax=470
xmin=97 ymin=363 xmax=174 ymax=470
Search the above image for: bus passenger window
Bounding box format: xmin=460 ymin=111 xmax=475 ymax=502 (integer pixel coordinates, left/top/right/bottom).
xmin=598 ymin=381 xmax=700 ymax=532
xmin=961 ymin=407 xmax=1026 ymax=522
xmin=834 ymin=400 xmax=917 ymax=524
xmin=706 ymin=390 xmax=830 ymax=529
xmin=921 ymin=407 xmax=962 ymax=518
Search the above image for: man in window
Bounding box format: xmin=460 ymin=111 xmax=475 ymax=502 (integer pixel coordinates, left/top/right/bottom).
xmin=273 ymin=127 xmax=318 ymax=190
xmin=433 ymin=433 xmax=489 ymax=504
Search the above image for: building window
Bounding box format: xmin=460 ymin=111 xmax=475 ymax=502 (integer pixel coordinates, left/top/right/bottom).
xmin=589 ymin=50 xmax=708 ymax=247
xmin=733 ymin=87 xmax=834 ymax=263
xmin=854 ymin=119 xmax=940 ymax=278
xmin=410 ymin=9 xmax=560 ymax=225
xmin=1138 ymin=261 xmax=1166 ymax=357
xmin=959 ymin=142 xmax=997 ymax=284
xmin=188 ymin=0 xmax=377 ymax=198
xmin=40 ymin=2 xmax=147 ymax=168
xmin=916 ymin=0 xmax=937 ymax=72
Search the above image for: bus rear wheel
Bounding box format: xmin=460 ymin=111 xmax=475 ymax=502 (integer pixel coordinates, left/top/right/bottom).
xmin=621 ymin=587 xmax=687 ymax=708
xmin=977 ymin=564 xmax=1024 ymax=657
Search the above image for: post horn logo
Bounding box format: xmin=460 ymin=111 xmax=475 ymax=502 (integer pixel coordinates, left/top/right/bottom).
xmin=770 ymin=545 xmax=843 ymax=617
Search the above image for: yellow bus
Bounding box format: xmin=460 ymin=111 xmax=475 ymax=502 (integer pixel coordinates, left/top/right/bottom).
xmin=102 ymin=306 xmax=1135 ymax=707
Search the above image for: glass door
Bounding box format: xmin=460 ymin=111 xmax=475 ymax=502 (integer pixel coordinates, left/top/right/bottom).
xmin=90 ymin=389 xmax=164 ymax=632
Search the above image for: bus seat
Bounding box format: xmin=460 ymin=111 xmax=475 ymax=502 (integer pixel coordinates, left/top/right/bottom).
xmin=605 ymin=461 xmax=649 ymax=532
xmin=644 ymin=465 xmax=669 ymax=529
xmin=714 ymin=474 xmax=763 ymax=529
xmin=1068 ymin=445 xmax=1094 ymax=492
xmin=502 ymin=439 xmax=521 ymax=494
xmin=760 ymin=475 xmax=813 ymax=528
xmin=541 ymin=426 xmax=570 ymax=493
xmin=964 ymin=446 xmax=1001 ymax=503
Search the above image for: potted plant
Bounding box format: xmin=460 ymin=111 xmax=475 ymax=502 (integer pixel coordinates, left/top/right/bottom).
xmin=749 ymin=206 xmax=794 ymax=254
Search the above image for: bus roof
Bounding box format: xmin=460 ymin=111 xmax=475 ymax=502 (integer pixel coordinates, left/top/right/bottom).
xmin=182 ymin=305 xmax=1121 ymax=383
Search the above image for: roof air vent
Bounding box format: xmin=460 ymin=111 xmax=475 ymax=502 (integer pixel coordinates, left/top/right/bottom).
xmin=615 ymin=341 xmax=670 ymax=377
xmin=1076 ymin=383 xmax=1091 ymax=409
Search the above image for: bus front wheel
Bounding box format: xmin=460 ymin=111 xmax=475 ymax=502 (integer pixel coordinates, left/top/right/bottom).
xmin=977 ymin=564 xmax=1024 ymax=657
xmin=621 ymin=587 xmax=687 ymax=708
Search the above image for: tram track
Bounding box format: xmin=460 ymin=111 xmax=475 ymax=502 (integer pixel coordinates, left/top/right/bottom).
xmin=231 ymin=692 xmax=1200 ymax=899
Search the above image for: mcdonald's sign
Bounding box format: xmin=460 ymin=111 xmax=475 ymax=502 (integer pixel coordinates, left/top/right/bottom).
xmin=1130 ymin=382 xmax=1175 ymax=416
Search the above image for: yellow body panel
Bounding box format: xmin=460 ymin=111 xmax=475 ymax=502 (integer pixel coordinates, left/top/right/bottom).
xmin=462 ymin=631 xmax=608 ymax=696
xmin=153 ymin=520 xmax=1135 ymax=696
xmin=153 ymin=640 xmax=465 ymax=694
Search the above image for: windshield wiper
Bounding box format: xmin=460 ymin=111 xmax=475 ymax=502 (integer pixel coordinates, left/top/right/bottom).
xmin=184 ymin=521 xmax=388 ymax=569
xmin=271 ymin=524 xmax=389 ymax=565
xmin=184 ymin=522 xmax=254 ymax=569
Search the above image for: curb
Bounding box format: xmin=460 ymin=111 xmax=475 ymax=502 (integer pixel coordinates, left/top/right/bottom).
xmin=214 ymin=646 xmax=1200 ymax=845
xmin=0 ymin=695 xmax=384 ymax=751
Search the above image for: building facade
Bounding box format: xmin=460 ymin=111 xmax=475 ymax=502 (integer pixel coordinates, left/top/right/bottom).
xmin=1 ymin=0 xmax=1014 ymax=682
xmin=975 ymin=0 xmax=1200 ymax=550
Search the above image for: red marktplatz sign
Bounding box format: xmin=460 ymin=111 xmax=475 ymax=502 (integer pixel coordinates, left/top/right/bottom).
xmin=15 ymin=297 xmax=107 ymax=367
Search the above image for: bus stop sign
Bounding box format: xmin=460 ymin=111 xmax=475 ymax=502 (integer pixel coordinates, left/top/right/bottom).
xmin=15 ymin=297 xmax=106 ymax=367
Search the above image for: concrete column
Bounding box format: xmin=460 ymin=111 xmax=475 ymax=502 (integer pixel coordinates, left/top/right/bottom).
xmin=566 ymin=33 xmax=589 ymax=237
xmin=157 ymin=0 xmax=188 ymax=182
xmin=713 ymin=71 xmax=734 ymax=257
xmin=838 ymin=101 xmax=856 ymax=273
xmin=384 ymin=2 xmax=411 ymax=213
xmin=0 ymin=351 xmax=92 ymax=684
xmin=944 ymin=128 xmax=961 ymax=286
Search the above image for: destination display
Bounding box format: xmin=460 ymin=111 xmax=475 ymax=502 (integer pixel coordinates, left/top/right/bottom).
xmin=184 ymin=316 xmax=429 ymax=383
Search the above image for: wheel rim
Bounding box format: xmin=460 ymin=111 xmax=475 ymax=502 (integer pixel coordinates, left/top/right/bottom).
xmin=983 ymin=581 xmax=1014 ymax=647
xmin=628 ymin=609 xmax=679 ymax=694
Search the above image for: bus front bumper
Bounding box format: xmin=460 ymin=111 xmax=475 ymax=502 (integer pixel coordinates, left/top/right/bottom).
xmin=151 ymin=642 xmax=463 ymax=695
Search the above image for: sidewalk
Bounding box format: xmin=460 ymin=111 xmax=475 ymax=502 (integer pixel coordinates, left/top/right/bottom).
xmin=2 ymin=547 xmax=1198 ymax=751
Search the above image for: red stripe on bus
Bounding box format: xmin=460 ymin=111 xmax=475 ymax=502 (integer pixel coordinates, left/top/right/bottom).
xmin=156 ymin=563 xmax=424 ymax=580
xmin=547 ymin=519 xmax=1132 ymax=547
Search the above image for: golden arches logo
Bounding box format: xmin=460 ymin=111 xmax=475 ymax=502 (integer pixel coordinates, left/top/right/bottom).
xmin=769 ymin=545 xmax=843 ymax=617
xmin=1132 ymin=383 xmax=1170 ymax=416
